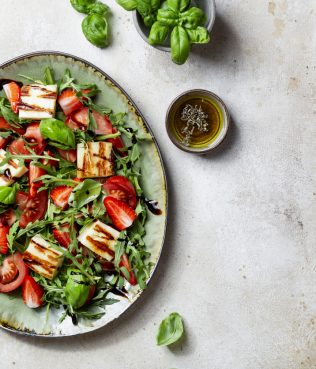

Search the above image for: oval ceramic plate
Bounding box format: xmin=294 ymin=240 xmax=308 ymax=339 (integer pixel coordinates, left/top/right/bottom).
xmin=0 ymin=51 xmax=167 ymax=337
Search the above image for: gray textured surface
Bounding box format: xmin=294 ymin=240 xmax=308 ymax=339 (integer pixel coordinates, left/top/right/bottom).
xmin=0 ymin=0 xmax=315 ymax=368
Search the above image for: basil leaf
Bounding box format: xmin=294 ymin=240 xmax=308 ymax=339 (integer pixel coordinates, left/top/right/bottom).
xmin=171 ymin=26 xmax=190 ymax=65
xmin=40 ymin=118 xmax=76 ymax=150
xmin=70 ymin=0 xmax=96 ymax=13
xmin=82 ymin=13 xmax=110 ymax=48
xmin=186 ymin=26 xmax=210 ymax=43
xmin=148 ymin=21 xmax=169 ymax=45
xmin=0 ymin=184 xmax=17 ymax=204
xmin=179 ymin=7 xmax=205 ymax=29
xmin=116 ymin=0 xmax=137 ymax=10
xmin=156 ymin=312 xmax=184 ymax=346
xmin=157 ymin=9 xmax=179 ymax=26
xmin=44 ymin=66 xmax=55 ymax=85
xmin=69 ymin=179 xmax=101 ymax=209
xmin=167 ymin=0 xmax=189 ymax=13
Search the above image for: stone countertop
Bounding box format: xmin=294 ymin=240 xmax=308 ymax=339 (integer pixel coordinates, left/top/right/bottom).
xmin=0 ymin=0 xmax=315 ymax=368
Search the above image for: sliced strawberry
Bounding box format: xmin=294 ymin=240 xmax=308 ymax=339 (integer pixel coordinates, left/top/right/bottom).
xmin=52 ymin=224 xmax=72 ymax=248
xmin=0 ymin=225 xmax=9 ymax=255
xmin=92 ymin=111 xmax=113 ymax=135
xmin=8 ymin=138 xmax=46 ymax=156
xmin=22 ymin=275 xmax=44 ymax=308
xmin=3 ymin=82 xmax=20 ymax=113
xmin=29 ymin=163 xmax=46 ymax=197
xmin=58 ymin=89 xmax=83 ymax=116
xmin=16 ymin=191 xmax=29 ymax=211
xmin=0 ymin=117 xmax=25 ymax=135
xmin=65 ymin=116 xmax=81 ymax=131
xmin=0 ymin=137 xmax=10 ymax=149
xmin=73 ymin=107 xmax=89 ymax=127
xmin=24 ymin=122 xmax=44 ymax=144
xmin=119 ymin=253 xmax=137 ymax=286
xmin=50 ymin=186 xmax=73 ymax=210
xmin=0 ymin=209 xmax=17 ymax=227
xmin=103 ymin=196 xmax=137 ymax=231
xmin=57 ymin=148 xmax=77 ymax=163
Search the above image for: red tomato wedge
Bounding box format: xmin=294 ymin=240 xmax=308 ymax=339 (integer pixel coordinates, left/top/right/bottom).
xmin=57 ymin=148 xmax=77 ymax=163
xmin=19 ymin=190 xmax=48 ymax=228
xmin=92 ymin=111 xmax=113 ymax=135
xmin=0 ymin=224 xmax=9 ymax=255
xmin=58 ymin=89 xmax=83 ymax=116
xmin=50 ymin=185 xmax=73 ymax=210
xmin=103 ymin=176 xmax=137 ymax=209
xmin=8 ymin=138 xmax=46 ymax=156
xmin=24 ymin=122 xmax=45 ymax=144
xmin=119 ymin=253 xmax=137 ymax=286
xmin=0 ymin=117 xmax=25 ymax=135
xmin=0 ymin=209 xmax=17 ymax=227
xmin=29 ymin=163 xmax=46 ymax=197
xmin=52 ymin=224 xmax=72 ymax=248
xmin=16 ymin=191 xmax=29 ymax=211
xmin=42 ymin=150 xmax=58 ymax=168
xmin=108 ymin=127 xmax=126 ymax=156
xmin=73 ymin=107 xmax=89 ymax=127
xmin=0 ymin=137 xmax=10 ymax=149
xmin=22 ymin=275 xmax=44 ymax=308
xmin=103 ymin=196 xmax=137 ymax=231
xmin=3 ymin=82 xmax=20 ymax=113
xmin=0 ymin=253 xmax=28 ymax=293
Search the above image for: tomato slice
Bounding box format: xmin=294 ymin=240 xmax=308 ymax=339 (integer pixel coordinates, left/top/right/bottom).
xmin=0 ymin=253 xmax=28 ymax=293
xmin=24 ymin=122 xmax=45 ymax=144
xmin=8 ymin=138 xmax=46 ymax=156
xmin=103 ymin=176 xmax=137 ymax=209
xmin=57 ymin=148 xmax=77 ymax=163
xmin=19 ymin=190 xmax=48 ymax=228
xmin=15 ymin=191 xmax=29 ymax=211
xmin=0 ymin=117 xmax=25 ymax=135
xmin=29 ymin=163 xmax=46 ymax=197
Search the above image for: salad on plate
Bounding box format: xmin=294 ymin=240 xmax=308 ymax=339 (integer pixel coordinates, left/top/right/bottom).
xmin=0 ymin=66 xmax=157 ymax=325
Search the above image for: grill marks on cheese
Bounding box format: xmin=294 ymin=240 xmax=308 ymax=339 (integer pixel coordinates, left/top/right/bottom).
xmin=23 ymin=235 xmax=64 ymax=280
xmin=19 ymin=84 xmax=58 ymax=120
xmin=77 ymin=142 xmax=114 ymax=178
xmin=78 ymin=220 xmax=119 ymax=261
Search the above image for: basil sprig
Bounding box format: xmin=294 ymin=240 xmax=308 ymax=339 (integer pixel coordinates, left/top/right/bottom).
xmin=156 ymin=312 xmax=184 ymax=346
xmin=0 ymin=184 xmax=18 ymax=205
xmin=40 ymin=118 xmax=76 ymax=150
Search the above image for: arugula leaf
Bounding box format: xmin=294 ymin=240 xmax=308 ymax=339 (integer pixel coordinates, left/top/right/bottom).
xmin=7 ymin=221 xmax=20 ymax=253
xmin=40 ymin=118 xmax=76 ymax=150
xmin=44 ymin=66 xmax=55 ymax=85
xmin=0 ymin=97 xmax=20 ymax=125
xmin=0 ymin=184 xmax=18 ymax=204
xmin=156 ymin=312 xmax=184 ymax=346
xmin=68 ymin=179 xmax=102 ymax=209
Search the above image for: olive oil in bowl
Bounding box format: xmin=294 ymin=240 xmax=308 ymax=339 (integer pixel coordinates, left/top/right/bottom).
xmin=166 ymin=90 xmax=230 ymax=154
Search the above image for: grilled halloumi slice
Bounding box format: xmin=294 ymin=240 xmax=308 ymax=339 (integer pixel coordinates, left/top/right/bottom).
xmin=19 ymin=84 xmax=57 ymax=120
xmin=77 ymin=142 xmax=114 ymax=179
xmin=0 ymin=148 xmax=28 ymax=186
xmin=23 ymin=235 xmax=64 ymax=280
xmin=78 ymin=220 xmax=120 ymax=261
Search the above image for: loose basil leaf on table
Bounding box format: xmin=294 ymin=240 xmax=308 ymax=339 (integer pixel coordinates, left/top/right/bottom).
xmin=40 ymin=118 xmax=76 ymax=150
xmin=156 ymin=312 xmax=184 ymax=346
xmin=116 ymin=0 xmax=137 ymax=10
xmin=82 ymin=13 xmax=110 ymax=48
xmin=0 ymin=184 xmax=17 ymax=205
xmin=148 ymin=21 xmax=169 ymax=44
xmin=167 ymin=0 xmax=189 ymax=13
xmin=70 ymin=0 xmax=97 ymax=13
xmin=179 ymin=7 xmax=205 ymax=29
xmin=171 ymin=26 xmax=190 ymax=64
xmin=157 ymin=9 xmax=179 ymax=26
xmin=186 ymin=26 xmax=209 ymax=43
xmin=69 ymin=179 xmax=102 ymax=209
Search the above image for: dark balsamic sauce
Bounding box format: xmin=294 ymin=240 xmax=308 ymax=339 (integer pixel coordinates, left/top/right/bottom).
xmin=144 ymin=198 xmax=162 ymax=215
xmin=71 ymin=314 xmax=78 ymax=325
xmin=110 ymin=287 xmax=128 ymax=298
xmin=0 ymin=79 xmax=23 ymax=90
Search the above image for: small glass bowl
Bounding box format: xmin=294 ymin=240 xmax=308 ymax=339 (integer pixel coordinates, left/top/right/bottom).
xmin=165 ymin=89 xmax=230 ymax=154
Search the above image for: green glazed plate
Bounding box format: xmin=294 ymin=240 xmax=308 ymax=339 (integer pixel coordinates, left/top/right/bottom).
xmin=0 ymin=51 xmax=167 ymax=337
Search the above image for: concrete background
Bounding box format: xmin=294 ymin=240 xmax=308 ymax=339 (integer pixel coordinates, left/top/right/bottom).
xmin=0 ymin=0 xmax=315 ymax=368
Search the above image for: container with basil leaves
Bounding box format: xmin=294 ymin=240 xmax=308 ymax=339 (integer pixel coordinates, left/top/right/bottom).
xmin=117 ymin=0 xmax=213 ymax=64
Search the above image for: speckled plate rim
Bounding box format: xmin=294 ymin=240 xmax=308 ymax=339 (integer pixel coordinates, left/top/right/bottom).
xmin=0 ymin=50 xmax=168 ymax=337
